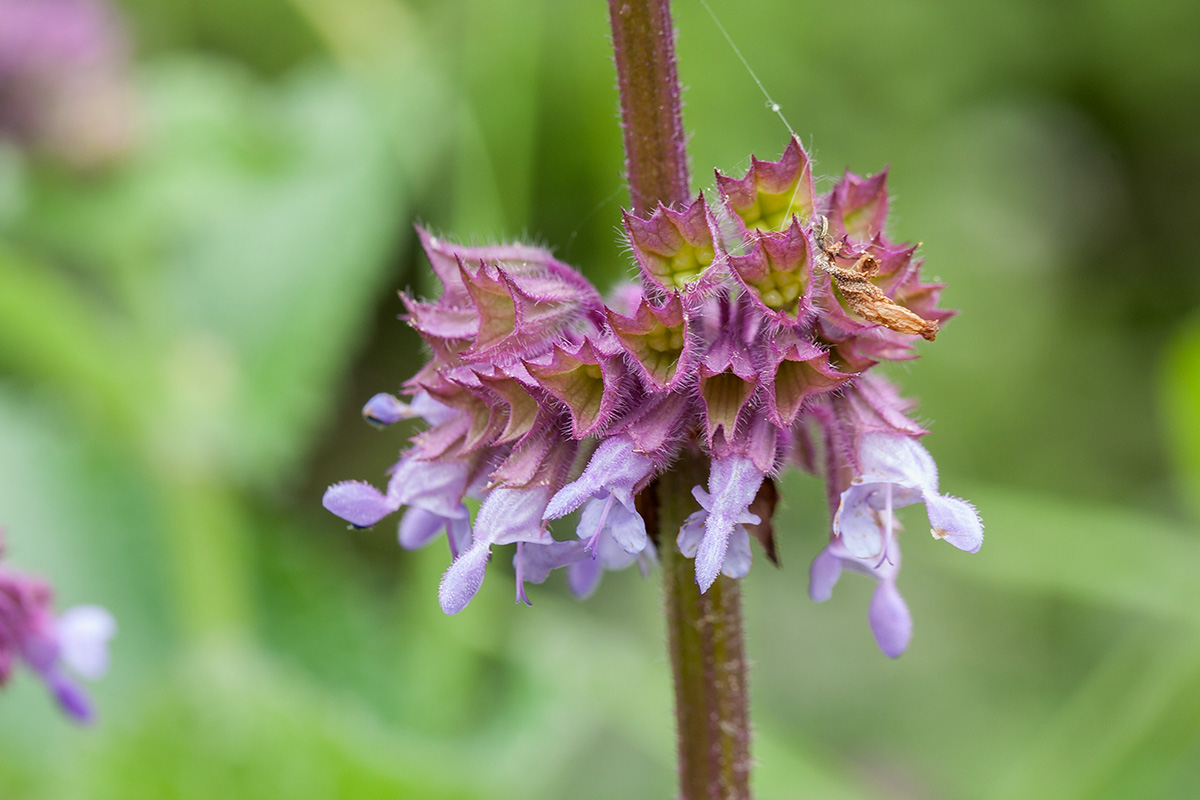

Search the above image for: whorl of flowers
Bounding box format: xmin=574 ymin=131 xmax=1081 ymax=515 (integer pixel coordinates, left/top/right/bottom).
xmin=0 ymin=530 xmax=115 ymax=722
xmin=0 ymin=0 xmax=137 ymax=169
xmin=323 ymin=137 xmax=983 ymax=657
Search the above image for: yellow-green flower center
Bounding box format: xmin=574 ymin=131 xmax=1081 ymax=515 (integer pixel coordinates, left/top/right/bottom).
xmin=667 ymin=242 xmax=715 ymax=288
xmin=752 ymin=266 xmax=803 ymax=312
xmin=738 ymin=189 xmax=810 ymax=232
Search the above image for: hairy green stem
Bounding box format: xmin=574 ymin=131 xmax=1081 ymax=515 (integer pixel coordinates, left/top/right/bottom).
xmin=607 ymin=0 xmax=691 ymax=215
xmin=609 ymin=2 xmax=752 ymax=795
xmin=657 ymin=459 xmax=753 ymax=800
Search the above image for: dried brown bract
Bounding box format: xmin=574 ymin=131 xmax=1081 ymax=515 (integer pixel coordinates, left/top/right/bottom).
xmin=812 ymin=215 xmax=939 ymax=342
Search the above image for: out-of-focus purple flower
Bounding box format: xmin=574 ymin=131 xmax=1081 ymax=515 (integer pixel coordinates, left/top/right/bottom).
xmin=0 ymin=532 xmax=116 ymax=722
xmin=0 ymin=0 xmax=138 ymax=169
xmin=324 ymin=137 xmax=981 ymax=651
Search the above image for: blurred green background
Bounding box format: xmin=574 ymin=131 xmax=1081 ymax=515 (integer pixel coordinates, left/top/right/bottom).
xmin=2 ymin=0 xmax=1199 ymax=797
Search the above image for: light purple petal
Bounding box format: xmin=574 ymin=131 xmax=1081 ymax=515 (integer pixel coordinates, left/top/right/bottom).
xmin=438 ymin=542 xmax=490 ymax=615
xmin=567 ymin=556 xmax=602 ymax=599
xmin=387 ymin=457 xmax=471 ymax=520
xmin=322 ymin=481 xmax=398 ymax=528
xmin=398 ymin=507 xmax=446 ymax=551
xmin=809 ymin=546 xmax=843 ymax=602
xmin=925 ymin=493 xmax=983 ymax=553
xmin=694 ymin=533 xmax=729 ymax=592
xmin=54 ymin=605 xmax=115 ymax=680
xmin=676 ymin=511 xmax=706 ymax=558
xmin=707 ymin=457 xmax=765 ymax=524
xmin=513 ymin=542 xmax=533 ymax=606
xmin=595 ymin=528 xmax=639 ymax=571
xmin=362 ymin=393 xmax=413 ymax=427
xmin=446 ymin=515 xmax=473 ymax=560
xmin=722 ymin=528 xmax=752 ymax=579
xmin=833 ymin=485 xmax=885 ymax=559
xmin=859 ymin=431 xmax=940 ymax=494
xmin=48 ymin=671 xmax=93 ymax=724
xmin=695 ymin=456 xmax=764 ymax=592
xmin=475 ymin=486 xmax=553 ymax=547
xmin=544 ymin=436 xmax=653 ymax=520
xmin=856 ymin=432 xmax=983 ymax=554
xmin=577 ymin=497 xmax=610 ymax=549
xmin=869 ymin=582 xmax=912 ymax=658
xmin=409 ymin=390 xmax=458 ymax=426
xmin=856 ymin=432 xmax=937 ymax=494
xmin=516 ymin=540 xmax=589 ymax=586
xmin=606 ymin=501 xmax=648 ymax=555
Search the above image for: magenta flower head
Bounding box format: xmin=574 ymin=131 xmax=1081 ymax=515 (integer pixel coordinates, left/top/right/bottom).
xmin=0 ymin=530 xmax=116 ymax=723
xmin=322 ymin=137 xmax=981 ymax=655
xmin=0 ymin=0 xmax=137 ymax=169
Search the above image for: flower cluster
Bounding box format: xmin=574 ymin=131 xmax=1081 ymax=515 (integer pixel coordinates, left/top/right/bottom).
xmin=323 ymin=138 xmax=982 ymax=656
xmin=0 ymin=530 xmax=115 ymax=722
xmin=0 ymin=0 xmax=137 ymax=170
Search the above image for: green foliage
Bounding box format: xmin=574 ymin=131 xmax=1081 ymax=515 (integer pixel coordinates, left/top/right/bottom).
xmin=1 ymin=0 xmax=1198 ymax=797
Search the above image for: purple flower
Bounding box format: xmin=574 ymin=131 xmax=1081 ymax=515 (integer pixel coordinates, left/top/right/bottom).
xmin=514 ymin=513 xmax=657 ymax=603
xmin=810 ymin=521 xmax=911 ymax=659
xmin=0 ymin=534 xmax=116 ymax=722
xmin=835 ymin=432 xmax=983 ymax=559
xmin=323 ymin=454 xmax=473 ymax=531
xmin=687 ymin=455 xmax=764 ymax=592
xmin=545 ymin=435 xmax=655 ymax=527
xmin=804 ymin=375 xmax=981 ymax=656
xmin=678 ymin=510 xmax=752 ymax=581
xmin=324 ymin=138 xmax=981 ymax=651
xmin=440 ymin=486 xmax=554 ymax=614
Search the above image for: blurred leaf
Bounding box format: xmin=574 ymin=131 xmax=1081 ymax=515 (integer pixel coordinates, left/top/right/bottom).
xmin=7 ymin=56 xmax=449 ymax=486
xmin=136 ymin=59 xmax=424 ymax=486
xmin=927 ymin=485 xmax=1200 ymax=629
xmin=1162 ymin=317 xmax=1200 ymax=520
xmin=986 ymin=632 xmax=1200 ymax=800
xmin=0 ymin=246 xmax=145 ymax=434
xmin=77 ymin=647 xmax=482 ymax=800
xmin=286 ymin=0 xmax=453 ymax=186
xmin=443 ymin=0 xmax=547 ymax=237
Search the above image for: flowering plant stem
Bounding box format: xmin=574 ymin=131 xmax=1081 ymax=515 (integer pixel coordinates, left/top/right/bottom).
xmin=608 ymin=2 xmax=753 ymax=795
xmin=607 ymin=0 xmax=691 ymax=214
xmin=659 ymin=458 xmax=753 ymax=799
